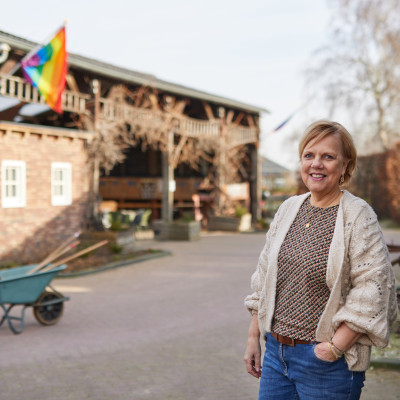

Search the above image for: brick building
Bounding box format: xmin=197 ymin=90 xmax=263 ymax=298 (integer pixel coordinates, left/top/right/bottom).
xmin=0 ymin=121 xmax=90 ymax=264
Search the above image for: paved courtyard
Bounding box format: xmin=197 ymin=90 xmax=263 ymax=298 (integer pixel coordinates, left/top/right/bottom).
xmin=0 ymin=232 xmax=398 ymax=399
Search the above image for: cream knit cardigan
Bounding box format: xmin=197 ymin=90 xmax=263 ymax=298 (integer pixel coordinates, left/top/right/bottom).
xmin=245 ymin=190 xmax=398 ymax=371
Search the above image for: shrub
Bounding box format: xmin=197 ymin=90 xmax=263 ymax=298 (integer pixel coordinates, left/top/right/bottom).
xmin=234 ymin=204 xmax=248 ymax=218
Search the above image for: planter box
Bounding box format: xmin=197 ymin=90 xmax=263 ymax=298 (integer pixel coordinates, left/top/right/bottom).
xmin=207 ymin=216 xmax=240 ymax=231
xmin=115 ymin=229 xmax=136 ymax=252
xmin=207 ymin=213 xmax=252 ymax=232
xmin=153 ymin=220 xmax=201 ymax=241
xmin=81 ymin=229 xmax=135 ymax=253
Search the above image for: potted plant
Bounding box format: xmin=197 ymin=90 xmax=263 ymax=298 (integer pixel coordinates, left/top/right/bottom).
xmin=207 ymin=204 xmax=252 ymax=232
xmin=153 ymin=212 xmax=201 ymax=241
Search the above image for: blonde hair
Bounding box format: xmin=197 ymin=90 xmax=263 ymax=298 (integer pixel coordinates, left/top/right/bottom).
xmin=298 ymin=120 xmax=357 ymax=185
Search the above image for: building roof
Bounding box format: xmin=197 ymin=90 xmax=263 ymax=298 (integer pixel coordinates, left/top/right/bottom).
xmin=261 ymin=157 xmax=290 ymax=175
xmin=0 ymin=30 xmax=269 ymax=115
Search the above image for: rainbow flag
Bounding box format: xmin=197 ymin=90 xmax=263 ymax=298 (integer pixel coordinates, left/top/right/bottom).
xmin=21 ymin=26 xmax=67 ymax=113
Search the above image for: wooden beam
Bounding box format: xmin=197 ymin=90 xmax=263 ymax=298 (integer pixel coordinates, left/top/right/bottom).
xmin=233 ymin=112 xmax=244 ymax=126
xmin=149 ymin=93 xmax=161 ymax=110
xmin=0 ymin=59 xmax=18 ymax=75
xmin=174 ymin=100 xmax=187 ymax=114
xmin=134 ymin=85 xmax=147 ymax=107
xmin=66 ymin=74 xmax=80 ymax=92
xmin=226 ymin=110 xmax=234 ymax=125
xmin=141 ymin=98 xmax=152 ymax=109
xmin=202 ymin=101 xmax=215 ymax=120
xmin=172 ymin=136 xmax=188 ymax=168
xmin=247 ymin=114 xmax=255 ymax=128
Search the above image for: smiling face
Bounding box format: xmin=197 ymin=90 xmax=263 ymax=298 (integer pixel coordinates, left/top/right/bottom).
xmin=301 ymin=133 xmax=348 ymax=201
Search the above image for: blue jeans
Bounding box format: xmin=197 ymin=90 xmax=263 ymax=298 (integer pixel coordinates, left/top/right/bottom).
xmin=258 ymin=334 xmax=365 ymax=400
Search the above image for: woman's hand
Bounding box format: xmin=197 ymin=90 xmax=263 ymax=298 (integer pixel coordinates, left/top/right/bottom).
xmin=244 ymin=336 xmax=262 ymax=378
xmin=314 ymin=342 xmax=338 ymax=362
xmin=244 ymin=313 xmax=262 ymax=378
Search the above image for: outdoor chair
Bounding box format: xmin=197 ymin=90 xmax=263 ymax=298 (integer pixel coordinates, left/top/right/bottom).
xmin=136 ymin=209 xmax=152 ymax=231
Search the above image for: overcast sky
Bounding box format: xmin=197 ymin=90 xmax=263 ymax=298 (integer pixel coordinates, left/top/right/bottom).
xmin=0 ymin=0 xmax=333 ymax=170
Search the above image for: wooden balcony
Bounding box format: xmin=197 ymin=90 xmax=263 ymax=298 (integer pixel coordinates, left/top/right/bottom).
xmin=0 ymin=74 xmax=89 ymax=114
xmin=0 ymin=74 xmax=259 ymax=147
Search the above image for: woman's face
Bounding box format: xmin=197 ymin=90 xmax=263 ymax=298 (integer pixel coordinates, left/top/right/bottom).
xmin=301 ymin=133 xmax=348 ymax=199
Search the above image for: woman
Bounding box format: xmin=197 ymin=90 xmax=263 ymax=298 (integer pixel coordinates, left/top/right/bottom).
xmin=244 ymin=121 xmax=398 ymax=400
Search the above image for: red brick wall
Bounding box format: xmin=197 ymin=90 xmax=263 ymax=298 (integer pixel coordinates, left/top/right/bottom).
xmin=348 ymin=145 xmax=400 ymax=224
xmin=0 ymin=126 xmax=91 ymax=265
xmin=385 ymin=142 xmax=400 ymax=223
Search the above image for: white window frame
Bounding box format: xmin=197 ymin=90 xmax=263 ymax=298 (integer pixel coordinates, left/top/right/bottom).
xmin=51 ymin=162 xmax=72 ymax=206
xmin=1 ymin=160 xmax=26 ymax=208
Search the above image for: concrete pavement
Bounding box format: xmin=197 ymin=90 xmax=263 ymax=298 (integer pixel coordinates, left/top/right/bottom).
xmin=0 ymin=231 xmax=398 ymax=399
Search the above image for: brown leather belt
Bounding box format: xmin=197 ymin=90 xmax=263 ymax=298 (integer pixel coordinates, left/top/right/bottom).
xmin=271 ymin=332 xmax=311 ymax=346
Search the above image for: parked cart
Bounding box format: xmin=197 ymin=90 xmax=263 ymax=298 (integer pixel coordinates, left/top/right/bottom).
xmin=0 ymin=264 xmax=69 ymax=334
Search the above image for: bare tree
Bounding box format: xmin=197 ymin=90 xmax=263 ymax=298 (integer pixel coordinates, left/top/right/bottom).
xmin=305 ymin=0 xmax=400 ymax=152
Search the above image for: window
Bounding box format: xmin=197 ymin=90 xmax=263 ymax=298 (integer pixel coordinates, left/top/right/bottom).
xmin=51 ymin=162 xmax=72 ymax=206
xmin=1 ymin=160 xmax=26 ymax=208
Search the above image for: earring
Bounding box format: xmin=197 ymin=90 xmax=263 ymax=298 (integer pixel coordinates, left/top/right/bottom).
xmin=339 ymin=175 xmax=344 ymax=185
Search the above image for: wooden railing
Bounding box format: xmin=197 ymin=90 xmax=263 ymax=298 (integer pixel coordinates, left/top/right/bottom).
xmin=100 ymin=176 xmax=203 ymax=202
xmin=177 ymin=116 xmax=220 ymax=139
xmin=99 ymin=98 xmax=165 ymax=129
xmin=227 ymin=125 xmax=258 ymax=148
xmin=99 ymin=98 xmax=221 ymax=139
xmin=0 ymin=74 xmax=89 ymax=114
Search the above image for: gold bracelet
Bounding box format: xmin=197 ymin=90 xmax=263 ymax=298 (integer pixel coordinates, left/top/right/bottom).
xmin=328 ymin=342 xmax=341 ymax=359
xmin=330 ymin=340 xmax=345 ymax=357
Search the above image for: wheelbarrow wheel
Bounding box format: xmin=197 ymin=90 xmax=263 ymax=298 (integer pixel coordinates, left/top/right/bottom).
xmin=33 ymin=291 xmax=64 ymax=326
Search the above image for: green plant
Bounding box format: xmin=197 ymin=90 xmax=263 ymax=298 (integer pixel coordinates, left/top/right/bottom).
xmin=180 ymin=212 xmax=195 ymax=222
xmin=234 ymin=204 xmax=248 ymax=218
xmin=108 ymin=242 xmax=123 ymax=254
xmin=257 ymin=219 xmax=270 ymax=230
xmin=109 ymin=212 xmax=130 ymax=231
xmin=0 ymin=261 xmax=18 ymax=270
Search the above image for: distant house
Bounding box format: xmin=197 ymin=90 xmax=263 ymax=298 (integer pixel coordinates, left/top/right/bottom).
xmin=261 ymin=157 xmax=295 ymax=195
xmin=0 ymin=29 xmax=267 ymax=264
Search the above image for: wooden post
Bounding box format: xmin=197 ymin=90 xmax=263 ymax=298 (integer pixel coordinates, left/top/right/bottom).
xmin=216 ymin=107 xmax=226 ymax=215
xmin=255 ymin=116 xmax=262 ymax=222
xmin=249 ymin=143 xmax=259 ymax=224
xmin=162 ymin=129 xmax=174 ymax=222
xmin=92 ymin=79 xmax=101 ymax=218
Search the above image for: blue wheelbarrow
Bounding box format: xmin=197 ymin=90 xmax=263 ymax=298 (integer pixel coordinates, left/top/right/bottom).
xmin=0 ymin=264 xmax=69 ymax=334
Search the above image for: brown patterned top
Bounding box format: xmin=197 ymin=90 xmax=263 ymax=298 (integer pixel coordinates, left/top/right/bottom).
xmin=272 ymin=197 xmax=339 ymax=341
